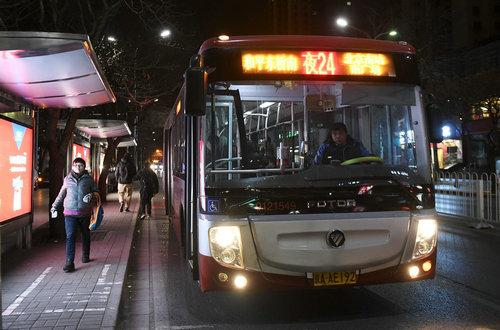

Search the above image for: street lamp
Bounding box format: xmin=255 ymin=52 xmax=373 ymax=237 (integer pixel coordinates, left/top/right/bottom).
xmin=335 ymin=17 xmax=398 ymax=39
xmin=442 ymin=125 xmax=451 ymax=139
xmin=335 ymin=16 xmax=371 ymax=38
xmin=335 ymin=17 xmax=348 ymax=28
xmin=374 ymin=30 xmax=398 ymax=39
xmin=160 ymin=29 xmax=171 ymax=38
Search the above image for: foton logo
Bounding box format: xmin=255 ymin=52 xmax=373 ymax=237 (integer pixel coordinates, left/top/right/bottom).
xmin=307 ymin=200 xmax=356 ymax=209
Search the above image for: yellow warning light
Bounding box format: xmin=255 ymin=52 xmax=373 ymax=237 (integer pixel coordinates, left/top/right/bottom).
xmin=176 ymin=100 xmax=182 ymax=115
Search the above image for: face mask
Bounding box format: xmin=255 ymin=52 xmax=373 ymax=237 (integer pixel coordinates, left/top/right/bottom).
xmin=73 ymin=164 xmax=85 ymax=174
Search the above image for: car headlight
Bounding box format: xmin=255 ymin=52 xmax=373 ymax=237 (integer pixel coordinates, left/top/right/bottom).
xmin=413 ymin=219 xmax=437 ymax=259
xmin=209 ymin=226 xmax=244 ymax=269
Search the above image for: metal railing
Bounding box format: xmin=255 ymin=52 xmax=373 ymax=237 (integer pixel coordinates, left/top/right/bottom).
xmin=435 ymin=171 xmax=499 ymax=223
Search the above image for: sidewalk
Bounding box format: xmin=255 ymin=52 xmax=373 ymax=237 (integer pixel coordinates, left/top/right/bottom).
xmin=1 ymin=192 xmax=138 ymax=329
xmin=438 ymin=213 xmax=499 ymax=237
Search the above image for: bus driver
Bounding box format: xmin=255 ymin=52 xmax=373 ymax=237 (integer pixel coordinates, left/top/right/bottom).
xmin=314 ymin=122 xmax=370 ymax=165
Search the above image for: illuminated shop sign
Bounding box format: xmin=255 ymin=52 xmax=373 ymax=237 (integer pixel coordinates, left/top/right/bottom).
xmin=72 ymin=143 xmax=91 ymax=169
xmin=241 ymin=51 xmax=395 ymax=77
xmin=0 ymin=118 xmax=33 ymax=223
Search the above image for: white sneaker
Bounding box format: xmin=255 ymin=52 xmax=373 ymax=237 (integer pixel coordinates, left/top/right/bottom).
xmin=146 ymin=215 xmax=151 ymax=219
xmin=139 ymin=214 xmax=146 ymax=220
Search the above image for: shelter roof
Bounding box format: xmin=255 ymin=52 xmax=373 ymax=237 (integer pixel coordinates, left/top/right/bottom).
xmin=58 ymin=119 xmax=131 ymax=139
xmin=0 ymin=31 xmax=115 ymax=109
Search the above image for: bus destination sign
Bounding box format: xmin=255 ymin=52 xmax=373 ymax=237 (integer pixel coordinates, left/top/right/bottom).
xmin=242 ymin=51 xmax=395 ymax=77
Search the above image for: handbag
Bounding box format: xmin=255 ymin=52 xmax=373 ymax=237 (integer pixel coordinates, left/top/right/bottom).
xmin=89 ymin=192 xmax=104 ymax=231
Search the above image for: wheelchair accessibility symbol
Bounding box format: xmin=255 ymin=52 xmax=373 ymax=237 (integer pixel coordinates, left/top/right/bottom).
xmin=207 ymin=199 xmax=220 ymax=213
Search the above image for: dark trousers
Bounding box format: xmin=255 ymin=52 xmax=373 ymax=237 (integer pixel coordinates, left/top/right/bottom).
xmin=139 ymin=193 xmax=152 ymax=216
xmin=64 ymin=216 xmax=91 ymax=263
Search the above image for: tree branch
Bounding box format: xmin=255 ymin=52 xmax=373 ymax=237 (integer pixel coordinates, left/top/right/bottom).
xmin=47 ymin=109 xmax=61 ymax=156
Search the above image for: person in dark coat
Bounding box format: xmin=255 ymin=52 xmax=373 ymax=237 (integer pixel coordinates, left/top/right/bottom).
xmin=134 ymin=161 xmax=159 ymax=220
xmin=115 ymin=153 xmax=137 ymax=212
xmin=51 ymin=158 xmax=98 ymax=272
xmin=314 ymin=122 xmax=370 ymax=165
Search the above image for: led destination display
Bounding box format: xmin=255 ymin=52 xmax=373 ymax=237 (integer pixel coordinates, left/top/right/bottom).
xmin=242 ymin=51 xmax=396 ymax=77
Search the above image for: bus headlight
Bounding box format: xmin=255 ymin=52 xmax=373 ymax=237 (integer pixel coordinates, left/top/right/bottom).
xmin=413 ymin=219 xmax=437 ymax=259
xmin=209 ymin=226 xmax=244 ymax=269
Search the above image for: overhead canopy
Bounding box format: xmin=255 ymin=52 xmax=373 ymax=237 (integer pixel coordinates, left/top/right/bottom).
xmin=117 ymin=136 xmax=138 ymax=148
xmin=58 ymin=119 xmax=132 ymax=139
xmin=0 ymin=31 xmax=115 ymax=109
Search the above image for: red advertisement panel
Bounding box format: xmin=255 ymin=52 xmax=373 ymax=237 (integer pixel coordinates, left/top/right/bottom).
xmin=72 ymin=143 xmax=91 ymax=169
xmin=0 ymin=118 xmax=33 ymax=223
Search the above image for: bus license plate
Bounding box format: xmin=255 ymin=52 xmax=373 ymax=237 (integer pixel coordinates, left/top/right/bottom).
xmin=313 ymin=272 xmax=357 ymax=286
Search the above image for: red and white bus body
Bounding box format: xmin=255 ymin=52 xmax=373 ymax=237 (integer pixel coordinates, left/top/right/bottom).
xmin=164 ymin=35 xmax=437 ymax=292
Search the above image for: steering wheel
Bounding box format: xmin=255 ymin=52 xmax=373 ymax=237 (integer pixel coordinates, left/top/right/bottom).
xmin=341 ymin=156 xmax=383 ymax=166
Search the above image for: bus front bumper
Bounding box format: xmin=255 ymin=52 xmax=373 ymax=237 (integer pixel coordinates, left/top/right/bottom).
xmin=198 ymin=249 xmax=436 ymax=292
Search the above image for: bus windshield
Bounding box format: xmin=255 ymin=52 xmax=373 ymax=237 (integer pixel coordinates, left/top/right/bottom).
xmin=202 ymin=81 xmax=428 ymax=189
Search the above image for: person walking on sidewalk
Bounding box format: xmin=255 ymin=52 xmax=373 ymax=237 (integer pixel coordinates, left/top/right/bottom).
xmin=51 ymin=158 xmax=98 ymax=273
xmin=115 ymin=152 xmax=137 ymax=212
xmin=134 ymin=161 xmax=159 ymax=220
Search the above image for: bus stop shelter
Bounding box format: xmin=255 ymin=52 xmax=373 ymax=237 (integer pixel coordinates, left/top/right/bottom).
xmin=57 ymin=119 xmax=135 ymax=182
xmin=0 ymin=31 xmax=116 ymax=250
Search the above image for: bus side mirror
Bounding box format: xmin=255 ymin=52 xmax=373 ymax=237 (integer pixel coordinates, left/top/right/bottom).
xmin=184 ymin=67 xmax=207 ymax=116
xmin=426 ymin=104 xmax=443 ymax=143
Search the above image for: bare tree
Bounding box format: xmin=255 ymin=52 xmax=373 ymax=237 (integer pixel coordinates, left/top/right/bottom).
xmin=98 ymin=136 xmax=127 ymax=202
xmin=46 ymin=108 xmax=82 ymax=236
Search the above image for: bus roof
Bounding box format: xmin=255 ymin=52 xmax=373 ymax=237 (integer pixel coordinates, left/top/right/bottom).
xmin=199 ymin=35 xmax=416 ymax=55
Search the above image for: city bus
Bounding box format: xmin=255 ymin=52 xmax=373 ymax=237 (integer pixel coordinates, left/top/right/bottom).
xmin=164 ymin=35 xmax=437 ymax=292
